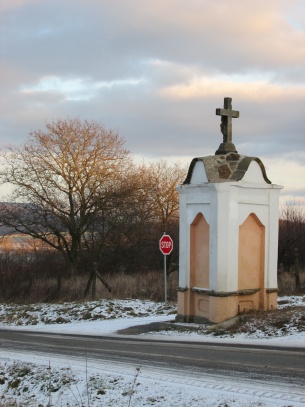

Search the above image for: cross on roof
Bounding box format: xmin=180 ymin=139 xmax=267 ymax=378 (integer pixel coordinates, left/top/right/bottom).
xmin=215 ymin=97 xmax=239 ymax=155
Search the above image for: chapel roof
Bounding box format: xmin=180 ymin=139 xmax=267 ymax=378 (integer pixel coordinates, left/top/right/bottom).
xmin=183 ymin=153 xmax=271 ymax=184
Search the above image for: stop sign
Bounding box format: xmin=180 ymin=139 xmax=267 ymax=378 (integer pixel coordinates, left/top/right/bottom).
xmin=159 ymin=234 xmax=173 ymax=255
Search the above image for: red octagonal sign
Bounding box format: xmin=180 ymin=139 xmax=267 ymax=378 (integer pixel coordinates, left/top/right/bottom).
xmin=159 ymin=234 xmax=173 ymax=255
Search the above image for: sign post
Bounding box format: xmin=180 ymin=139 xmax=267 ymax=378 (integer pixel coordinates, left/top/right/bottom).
xmin=159 ymin=233 xmax=173 ymax=303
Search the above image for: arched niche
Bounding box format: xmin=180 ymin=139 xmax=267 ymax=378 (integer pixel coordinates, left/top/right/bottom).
xmin=190 ymin=213 xmax=210 ymax=288
xmin=238 ymin=213 xmax=265 ymax=292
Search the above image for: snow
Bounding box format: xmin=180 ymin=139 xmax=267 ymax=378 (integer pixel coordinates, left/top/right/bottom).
xmin=0 ymin=296 xmax=305 ymax=406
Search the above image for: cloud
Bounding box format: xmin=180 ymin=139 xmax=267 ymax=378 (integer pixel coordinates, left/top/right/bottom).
xmin=0 ymin=0 xmax=304 ymax=209
xmin=20 ymin=76 xmax=145 ymax=101
xmin=0 ymin=0 xmax=35 ymax=13
xmin=160 ymin=75 xmax=305 ymax=101
xmin=2 ymin=0 xmax=304 ymax=79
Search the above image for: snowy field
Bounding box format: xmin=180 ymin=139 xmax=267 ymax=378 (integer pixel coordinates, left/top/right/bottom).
xmin=0 ymin=296 xmax=305 ymax=406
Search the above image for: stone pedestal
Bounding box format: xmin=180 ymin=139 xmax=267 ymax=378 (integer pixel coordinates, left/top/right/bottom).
xmin=176 ymin=153 xmax=282 ymax=323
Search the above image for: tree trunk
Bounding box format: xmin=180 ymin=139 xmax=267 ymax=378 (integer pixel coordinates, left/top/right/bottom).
xmin=95 ymin=269 xmax=112 ymax=293
xmin=91 ymin=272 xmax=96 ymax=299
xmin=57 ymin=274 xmax=62 ymax=297
xmin=84 ymin=272 xmax=93 ymax=297
xmin=295 ymin=247 xmax=300 ymax=290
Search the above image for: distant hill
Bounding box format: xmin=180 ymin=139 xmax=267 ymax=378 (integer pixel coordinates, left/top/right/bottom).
xmin=0 ymin=202 xmax=29 ymax=236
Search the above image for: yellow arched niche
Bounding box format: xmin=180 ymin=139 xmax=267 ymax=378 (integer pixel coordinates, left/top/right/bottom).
xmin=238 ymin=213 xmax=265 ymax=307
xmin=190 ymin=213 xmax=210 ymax=288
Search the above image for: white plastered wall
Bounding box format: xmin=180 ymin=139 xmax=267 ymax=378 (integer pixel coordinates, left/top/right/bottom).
xmin=178 ymin=160 xmax=282 ymax=294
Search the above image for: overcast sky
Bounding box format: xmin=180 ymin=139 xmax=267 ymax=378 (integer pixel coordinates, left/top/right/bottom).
xmin=0 ymin=0 xmax=304 ymax=207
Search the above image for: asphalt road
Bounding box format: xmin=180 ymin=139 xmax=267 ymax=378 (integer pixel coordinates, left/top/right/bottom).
xmin=1 ymin=329 xmax=305 ymax=386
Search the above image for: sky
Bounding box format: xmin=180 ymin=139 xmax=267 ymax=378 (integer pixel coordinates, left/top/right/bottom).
xmin=0 ymin=0 xmax=304 ymax=207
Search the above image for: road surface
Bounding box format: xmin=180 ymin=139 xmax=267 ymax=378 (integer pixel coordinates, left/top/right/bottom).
xmin=0 ymin=328 xmax=304 ymax=385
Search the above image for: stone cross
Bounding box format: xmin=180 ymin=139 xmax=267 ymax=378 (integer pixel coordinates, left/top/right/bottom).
xmin=215 ymin=97 xmax=239 ymax=155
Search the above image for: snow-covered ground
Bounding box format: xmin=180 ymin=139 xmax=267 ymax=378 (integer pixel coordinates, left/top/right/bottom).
xmin=0 ymin=296 xmax=305 ymax=406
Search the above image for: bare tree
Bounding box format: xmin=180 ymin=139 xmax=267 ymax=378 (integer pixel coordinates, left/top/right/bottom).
xmin=0 ymin=118 xmax=132 ymax=274
xmin=146 ymin=160 xmax=185 ymax=230
xmin=116 ymin=160 xmax=186 ymax=273
xmin=278 ymin=201 xmax=305 ymax=289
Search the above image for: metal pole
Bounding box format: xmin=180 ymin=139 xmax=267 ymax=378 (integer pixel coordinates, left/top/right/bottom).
xmin=164 ymin=254 xmax=167 ymax=304
xmin=163 ymin=253 xmax=167 ymax=303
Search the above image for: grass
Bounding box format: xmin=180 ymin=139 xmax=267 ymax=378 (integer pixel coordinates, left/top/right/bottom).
xmin=278 ymin=269 xmax=305 ymax=295
xmin=1 ymin=269 xmax=304 ymax=305
xmin=0 ymin=299 xmax=176 ymax=326
xmin=0 ymin=244 xmax=304 ymax=304
xmin=224 ymin=305 xmax=305 ymax=337
xmin=0 ymin=360 xmax=142 ymax=407
xmin=0 ymin=269 xmax=179 ymax=304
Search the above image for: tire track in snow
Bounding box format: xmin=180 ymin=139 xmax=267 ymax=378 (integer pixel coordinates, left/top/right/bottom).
xmin=83 ymin=355 xmax=305 ymax=406
xmin=3 ymin=349 xmax=305 ymax=406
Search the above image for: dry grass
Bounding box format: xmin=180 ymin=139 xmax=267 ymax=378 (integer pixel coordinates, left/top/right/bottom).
xmin=278 ymin=270 xmax=305 ymax=295
xmin=0 ymin=254 xmax=303 ymax=304
xmin=0 ymin=270 xmax=178 ymax=304
xmin=222 ymin=306 xmax=305 ymax=337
